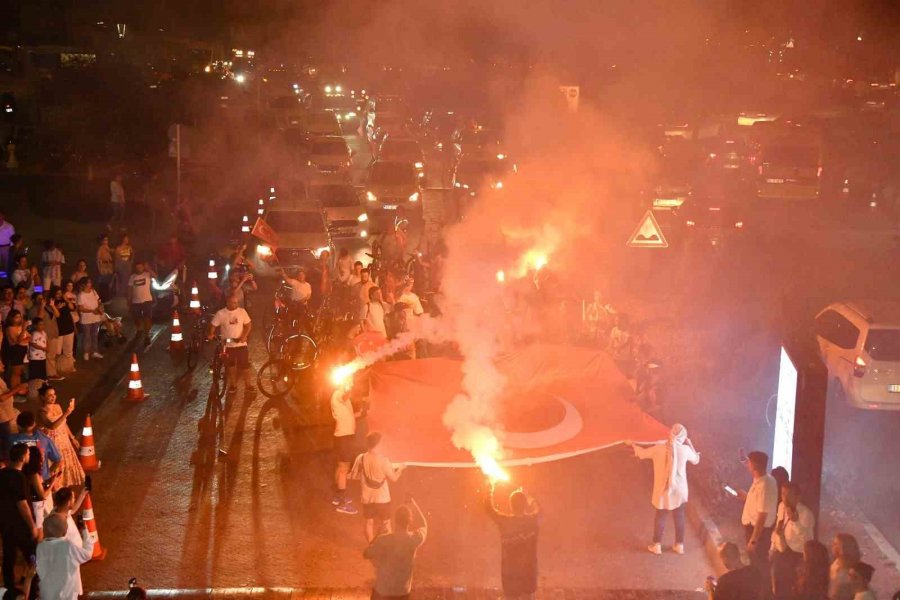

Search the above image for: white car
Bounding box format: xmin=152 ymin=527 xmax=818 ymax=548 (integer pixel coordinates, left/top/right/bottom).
xmin=310 ymin=184 xmax=369 ymax=241
xmin=815 ymin=300 xmax=900 ymax=410
xmin=257 ymin=201 xmax=333 ymax=271
xmin=307 ymin=136 xmax=352 ymax=181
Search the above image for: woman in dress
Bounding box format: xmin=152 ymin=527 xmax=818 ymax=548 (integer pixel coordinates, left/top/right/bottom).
xmin=114 ymin=234 xmax=134 ymax=297
xmin=2 ymin=309 xmax=30 ymax=392
xmin=37 ymin=383 xmax=84 ymax=490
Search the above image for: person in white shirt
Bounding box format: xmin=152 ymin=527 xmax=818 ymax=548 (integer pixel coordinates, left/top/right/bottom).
xmin=51 ymin=486 xmax=88 ymax=595
xmin=353 ymin=268 xmax=375 ymax=312
xmin=770 ymin=482 xmax=816 ymax=598
xmin=127 ymin=261 xmax=155 ymax=345
xmin=628 ymin=423 xmax=700 ymax=555
xmin=0 ymin=212 xmax=14 ymax=278
xmin=41 ymin=240 xmax=65 ymax=289
xmin=110 ymin=175 xmax=125 ymax=224
xmin=36 ymin=513 xmax=93 ymax=600
xmin=738 ymin=451 xmax=778 ymax=579
xmin=331 ymin=383 xmax=361 ymax=515
xmin=351 ymin=431 xmax=406 ymax=543
xmin=347 ymin=261 xmax=364 ymax=287
xmin=75 ymin=278 xmax=105 ymax=361
xmin=335 ymin=248 xmax=353 ymax=284
xmin=360 ymin=286 xmax=388 ymax=337
xmin=396 ymin=277 xmax=424 ymax=322
xmin=208 ymin=294 xmax=253 ymax=393
xmin=11 ymin=255 xmax=34 ymax=293
xmin=848 ymin=562 xmax=876 ymax=600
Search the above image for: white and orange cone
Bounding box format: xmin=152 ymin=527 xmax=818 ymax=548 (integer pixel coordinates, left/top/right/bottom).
xmin=169 ymin=310 xmax=184 ymax=352
xmin=78 ymin=414 xmax=101 ymax=471
xmin=82 ymin=492 xmax=107 ymax=560
xmin=188 ymin=281 xmax=201 ymax=315
xmin=126 ymin=353 xmax=148 ymax=401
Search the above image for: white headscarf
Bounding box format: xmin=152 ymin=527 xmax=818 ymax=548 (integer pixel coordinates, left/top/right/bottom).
xmin=664 ymin=423 xmax=688 ymax=493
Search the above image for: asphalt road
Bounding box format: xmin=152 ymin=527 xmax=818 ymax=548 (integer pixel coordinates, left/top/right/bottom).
xmin=78 ymin=308 xmax=711 ymax=593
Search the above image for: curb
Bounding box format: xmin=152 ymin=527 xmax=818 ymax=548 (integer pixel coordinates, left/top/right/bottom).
xmin=685 ymin=495 xmax=725 ymax=576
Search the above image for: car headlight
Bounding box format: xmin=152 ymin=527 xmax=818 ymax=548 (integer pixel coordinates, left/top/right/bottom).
xmin=408 ymin=192 xmax=420 ymax=202
xmin=492 ymin=181 xmax=504 ymax=190
xmin=735 ymin=221 xmax=744 ymax=229
xmin=235 ymin=73 xmax=246 ymax=83
xmin=414 ymin=162 xmax=424 ymax=169
xmin=454 ymin=182 xmax=461 ymax=188
xmin=366 ymin=191 xmax=377 ymax=202
xmin=335 ymin=85 xmax=342 ymax=93
xmin=360 ymin=230 xmax=369 ymax=238
xmin=357 ymin=213 xmax=368 ymax=222
xmin=346 ymin=111 xmax=357 ymax=118
xmin=307 ymin=160 xmax=312 ymax=166
xmin=256 ymin=244 xmax=273 ymax=257
xmin=325 ymin=85 xmax=333 ymax=93
xmin=686 ymin=220 xmax=696 ymax=227
xmin=496 ymin=153 xmax=506 ymax=160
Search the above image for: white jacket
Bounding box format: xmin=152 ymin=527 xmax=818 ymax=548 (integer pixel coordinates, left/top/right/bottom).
xmin=634 ymin=424 xmax=700 ymax=510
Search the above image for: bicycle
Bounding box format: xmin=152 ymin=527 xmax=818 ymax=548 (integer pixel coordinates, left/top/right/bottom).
xmin=256 ymin=332 xmax=318 ymax=398
xmin=207 ymin=335 xmax=230 ymax=401
xmin=185 ymin=306 xmax=214 ymax=370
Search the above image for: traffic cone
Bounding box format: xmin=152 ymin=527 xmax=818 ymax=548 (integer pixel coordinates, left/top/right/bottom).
xmin=207 ymin=258 xmax=218 ymax=280
xmin=257 ymin=198 xmax=265 ymax=215
xmin=81 ymin=492 xmax=107 ymax=561
xmin=188 ymin=281 xmax=201 ymax=315
xmin=78 ymin=415 xmax=101 ymax=471
xmin=126 ymin=353 xmax=148 ymax=401
xmin=169 ymin=310 xmax=185 ymax=352
xmin=241 ymin=214 xmax=250 ymax=233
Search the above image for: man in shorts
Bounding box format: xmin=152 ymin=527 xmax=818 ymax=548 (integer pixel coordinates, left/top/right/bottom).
xmin=351 ymin=431 xmax=406 ymax=542
xmin=208 ymin=294 xmax=254 ymax=394
xmin=127 ymin=261 xmax=155 ymax=345
xmin=331 ymin=382 xmax=360 ymax=515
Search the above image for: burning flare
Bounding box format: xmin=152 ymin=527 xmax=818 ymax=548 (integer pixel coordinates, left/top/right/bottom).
xmin=330 ymin=361 xmax=362 ymax=387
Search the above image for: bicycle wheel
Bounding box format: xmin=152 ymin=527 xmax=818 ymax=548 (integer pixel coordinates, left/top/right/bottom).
xmin=212 ymin=352 xmax=228 ymax=400
xmin=257 ymin=359 xmax=293 ymax=398
xmin=266 ymin=321 xmax=290 ymax=356
xmin=280 ymin=334 xmax=318 ymax=370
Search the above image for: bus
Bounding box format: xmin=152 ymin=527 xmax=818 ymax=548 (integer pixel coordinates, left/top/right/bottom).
xmin=755 ymin=130 xmax=823 ymax=200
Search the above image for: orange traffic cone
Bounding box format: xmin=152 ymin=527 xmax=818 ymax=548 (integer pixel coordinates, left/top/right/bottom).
xmin=188 ymin=281 xmax=201 ymax=315
xmin=126 ymin=353 xmax=148 ymax=401
xmin=81 ymin=492 xmax=107 ymax=560
xmin=78 ymin=415 xmax=101 ymax=471
xmin=169 ymin=310 xmax=185 ymax=352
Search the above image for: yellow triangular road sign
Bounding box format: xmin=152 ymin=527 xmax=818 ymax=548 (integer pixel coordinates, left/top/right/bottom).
xmin=626 ymin=210 xmax=668 ymax=248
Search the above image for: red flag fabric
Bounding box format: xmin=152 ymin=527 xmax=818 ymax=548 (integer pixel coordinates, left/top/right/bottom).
xmin=367 ymin=344 xmax=668 ymax=467
xmin=251 ymin=217 xmax=281 ymax=250
xmin=353 ymin=331 xmax=388 ymax=356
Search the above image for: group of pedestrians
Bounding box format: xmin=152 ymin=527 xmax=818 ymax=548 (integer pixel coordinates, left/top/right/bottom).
xmin=1 ymin=378 xmax=92 ymax=600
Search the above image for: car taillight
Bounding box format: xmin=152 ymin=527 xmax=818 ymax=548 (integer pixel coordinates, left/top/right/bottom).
xmin=853 ymin=356 xmax=867 ymax=378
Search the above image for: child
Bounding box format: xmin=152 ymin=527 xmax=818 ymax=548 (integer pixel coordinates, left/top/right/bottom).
xmin=28 ymin=317 xmax=48 ymax=382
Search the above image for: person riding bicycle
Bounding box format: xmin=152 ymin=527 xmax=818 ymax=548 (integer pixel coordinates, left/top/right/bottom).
xmin=207 ymin=293 xmax=254 ymax=394
xmin=278 ymin=267 xmax=312 ymax=332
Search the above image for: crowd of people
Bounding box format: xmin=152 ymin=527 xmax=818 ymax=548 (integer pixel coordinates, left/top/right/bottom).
xmin=628 ymin=421 xmax=886 ymax=600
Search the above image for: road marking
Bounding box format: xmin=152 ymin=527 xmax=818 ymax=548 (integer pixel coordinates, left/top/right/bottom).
xmin=860 ymin=513 xmax=900 ymax=575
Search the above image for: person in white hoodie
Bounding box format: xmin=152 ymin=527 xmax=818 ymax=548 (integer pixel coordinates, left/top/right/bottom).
xmin=628 ymin=423 xmax=700 ymax=555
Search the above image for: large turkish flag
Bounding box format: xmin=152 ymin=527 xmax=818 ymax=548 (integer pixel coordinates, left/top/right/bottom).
xmin=367 ymin=344 xmax=668 ymax=466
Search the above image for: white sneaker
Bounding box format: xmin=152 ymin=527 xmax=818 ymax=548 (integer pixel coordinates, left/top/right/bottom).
xmin=83 ymin=353 xmax=90 ymax=361
xmin=673 ymin=543 xmax=685 ymax=555
xmin=647 ymin=543 xmax=662 ymax=555
xmin=92 ymin=352 xmax=104 ymax=358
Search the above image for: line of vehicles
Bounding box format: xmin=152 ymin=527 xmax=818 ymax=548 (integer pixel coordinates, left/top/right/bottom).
xmin=645 ymin=102 xmax=900 ymax=249
xmin=255 ymin=78 xmax=518 ymax=271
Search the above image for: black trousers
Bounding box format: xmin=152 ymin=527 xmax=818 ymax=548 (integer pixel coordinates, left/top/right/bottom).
xmin=1 ymin=525 xmax=35 ymax=595
xmin=744 ymin=524 xmax=774 ymax=599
